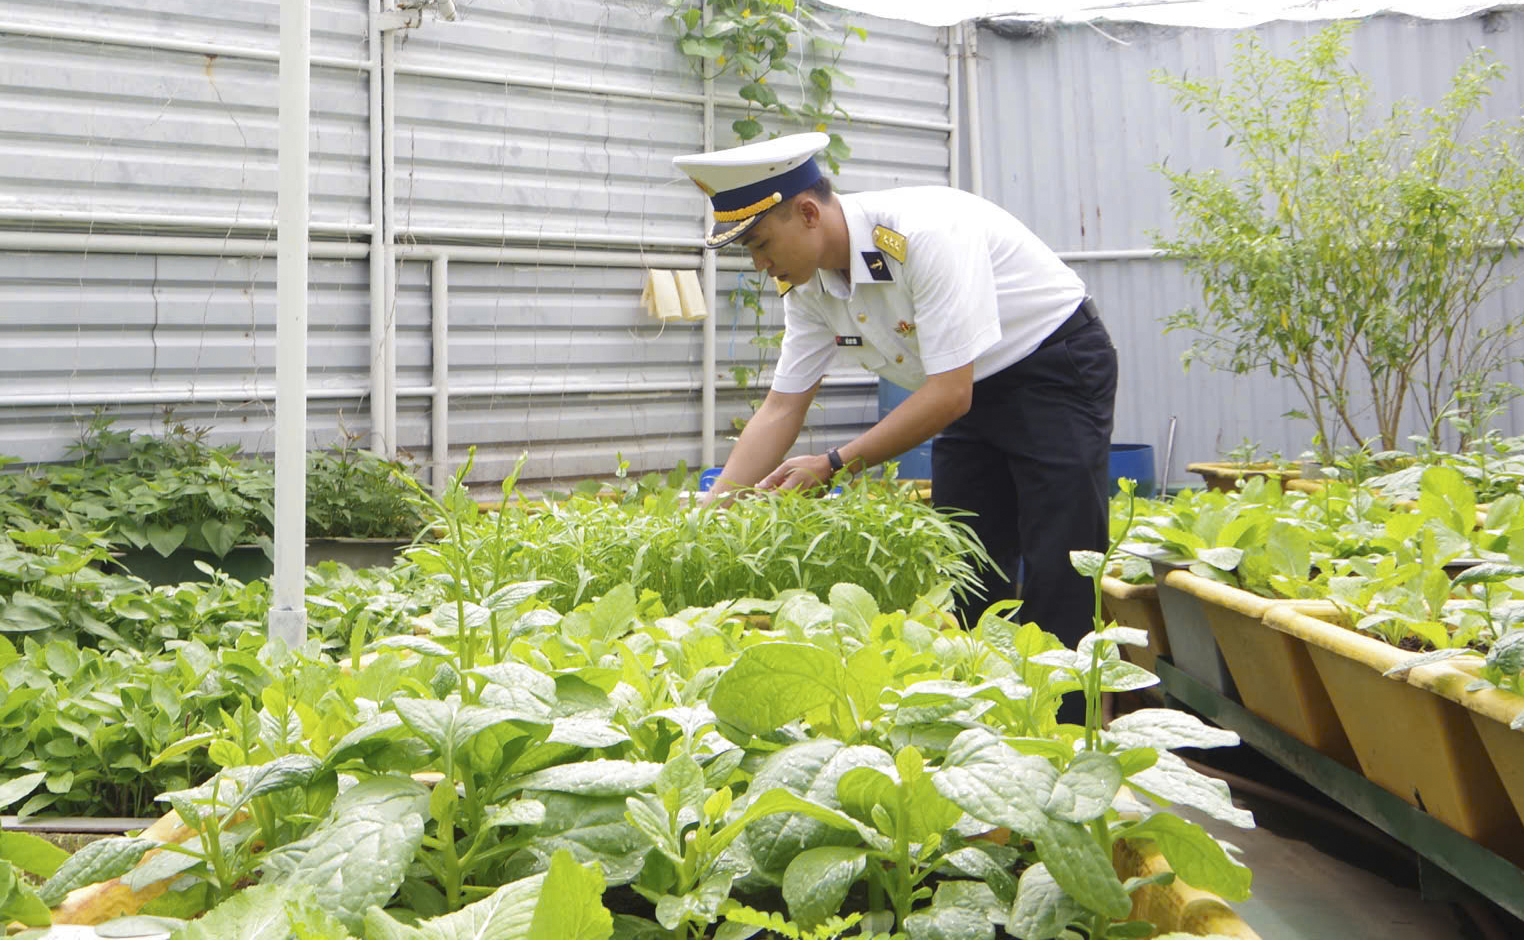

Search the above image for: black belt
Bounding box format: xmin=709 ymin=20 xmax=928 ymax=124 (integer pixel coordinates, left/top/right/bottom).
xmin=1036 ymin=296 xmax=1099 ymax=351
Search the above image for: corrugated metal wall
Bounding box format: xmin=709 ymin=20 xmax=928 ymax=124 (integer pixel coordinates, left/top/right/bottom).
xmin=977 ymin=11 xmax=1524 ymax=483
xmin=10 ymin=2 xmax=1520 ymax=492
xmin=0 ymin=0 xmax=949 ymax=486
xmin=0 ymin=0 xmax=373 ymax=228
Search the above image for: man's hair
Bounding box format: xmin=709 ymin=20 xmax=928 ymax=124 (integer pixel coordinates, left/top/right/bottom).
xmin=771 ymin=176 xmax=834 ymax=221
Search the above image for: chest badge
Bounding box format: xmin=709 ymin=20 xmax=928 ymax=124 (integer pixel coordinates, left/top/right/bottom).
xmin=835 ymin=335 xmax=864 ymax=347
xmin=860 ymin=250 xmax=894 ymax=282
xmin=895 ymin=319 xmax=916 ymax=337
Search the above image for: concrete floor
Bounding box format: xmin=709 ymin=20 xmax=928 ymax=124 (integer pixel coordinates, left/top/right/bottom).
xmin=1178 ymin=745 xmax=1522 ymax=940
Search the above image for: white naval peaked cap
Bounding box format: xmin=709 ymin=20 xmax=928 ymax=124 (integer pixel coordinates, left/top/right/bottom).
xmin=672 ymin=131 xmax=830 ymax=249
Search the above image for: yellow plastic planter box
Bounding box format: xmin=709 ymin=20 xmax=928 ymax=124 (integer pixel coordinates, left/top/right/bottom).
xmin=50 ymin=811 xmax=202 ymax=925
xmin=1109 ymin=784 xmax=1260 ymax=939
xmin=1168 ymin=573 xmax=1356 ymax=767
xmin=1185 ymin=462 xmax=1302 ymax=493
xmin=1260 ymin=607 xmax=1524 ymax=861
xmin=1101 ymin=575 xmax=1171 ymax=674
xmin=1114 ymin=838 xmax=1261 ymax=939
xmin=1403 ymin=659 xmax=1524 ymax=844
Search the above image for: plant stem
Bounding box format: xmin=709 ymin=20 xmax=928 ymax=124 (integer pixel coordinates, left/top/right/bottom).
xmin=200 ymin=815 xmax=235 ymax=902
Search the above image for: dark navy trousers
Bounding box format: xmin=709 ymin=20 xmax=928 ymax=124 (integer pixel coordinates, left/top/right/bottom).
xmin=931 ymin=312 xmax=1118 ymax=653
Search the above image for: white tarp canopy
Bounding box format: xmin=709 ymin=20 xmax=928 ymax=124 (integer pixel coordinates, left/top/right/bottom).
xmin=822 ymin=0 xmax=1511 ymax=28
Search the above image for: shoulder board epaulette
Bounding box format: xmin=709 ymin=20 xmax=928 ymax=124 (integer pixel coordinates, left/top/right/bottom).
xmin=872 ymin=225 xmax=908 ymax=264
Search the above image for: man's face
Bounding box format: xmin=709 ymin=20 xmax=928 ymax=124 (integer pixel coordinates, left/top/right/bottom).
xmin=739 ymin=202 xmax=820 ymax=285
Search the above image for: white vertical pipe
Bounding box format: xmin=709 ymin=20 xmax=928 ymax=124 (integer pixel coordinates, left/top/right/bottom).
xmin=700 ymin=0 xmax=718 ymax=470
xmin=382 ymin=24 xmax=399 ymax=457
xmin=270 ymin=0 xmax=310 ymax=648
xmin=431 ymin=256 xmax=449 ymax=495
xmin=368 ymin=0 xmax=387 ymax=454
xmin=947 ymin=25 xmax=961 ymax=191
xmin=963 ymin=22 xmax=983 ymax=198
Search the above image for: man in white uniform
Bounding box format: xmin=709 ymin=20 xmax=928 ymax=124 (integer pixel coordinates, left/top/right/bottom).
xmin=674 ymin=133 xmax=1117 ymax=665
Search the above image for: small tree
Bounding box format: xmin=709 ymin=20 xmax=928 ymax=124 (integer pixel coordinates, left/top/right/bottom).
xmin=1155 ymin=22 xmax=1524 ymax=457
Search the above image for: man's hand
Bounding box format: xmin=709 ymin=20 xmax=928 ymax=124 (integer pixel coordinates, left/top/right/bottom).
xmin=696 ymin=486 xmax=741 ymax=509
xmin=758 ymin=454 xmax=836 ymax=493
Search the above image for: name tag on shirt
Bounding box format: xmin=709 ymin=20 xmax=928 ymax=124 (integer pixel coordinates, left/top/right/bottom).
xmin=835 ymin=335 xmax=863 ymax=347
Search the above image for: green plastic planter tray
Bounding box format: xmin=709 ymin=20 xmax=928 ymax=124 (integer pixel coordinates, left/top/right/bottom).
xmin=306 ymin=537 xmax=412 ymax=570
xmin=111 ymin=538 xmax=411 ymax=585
xmin=110 ymin=545 xmax=272 ymax=585
xmin=1122 ymin=546 xmax=1238 ymax=699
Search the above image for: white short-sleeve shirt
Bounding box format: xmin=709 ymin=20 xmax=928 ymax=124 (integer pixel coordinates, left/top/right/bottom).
xmin=770 ymin=187 xmax=1088 ymax=394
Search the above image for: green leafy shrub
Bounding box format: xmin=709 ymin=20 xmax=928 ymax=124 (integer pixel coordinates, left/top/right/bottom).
xmin=0 ymin=416 xmax=431 ymax=561
xmin=305 ymin=438 xmax=429 ymax=540
xmin=1156 ymin=23 xmax=1524 ymax=457
xmin=0 ymin=526 xmax=148 ymax=648
xmin=4 ymin=415 xmax=276 ymax=558
xmin=0 ymin=561 xmax=425 ymax=817
xmin=1361 ymin=432 xmax=1524 ymax=504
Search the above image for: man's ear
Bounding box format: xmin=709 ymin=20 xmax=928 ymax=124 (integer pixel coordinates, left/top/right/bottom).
xmin=796 ymin=195 xmax=822 ymax=228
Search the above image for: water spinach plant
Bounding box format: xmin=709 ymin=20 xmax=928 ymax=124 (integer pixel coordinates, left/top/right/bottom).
xmin=404 ymin=452 xmax=993 ymax=615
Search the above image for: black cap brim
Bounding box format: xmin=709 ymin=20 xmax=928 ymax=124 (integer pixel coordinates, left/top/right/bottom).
xmin=704 ymin=212 xmax=763 ymax=250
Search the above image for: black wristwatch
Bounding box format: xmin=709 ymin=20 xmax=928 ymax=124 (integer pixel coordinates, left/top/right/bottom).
xmin=827 ymin=447 xmax=845 ymax=473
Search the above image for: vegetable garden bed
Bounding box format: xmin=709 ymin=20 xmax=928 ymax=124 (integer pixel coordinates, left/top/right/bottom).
xmin=2 ymin=576 xmax=1261 ymax=939
xmin=0 ymin=472 xmax=1262 ymax=939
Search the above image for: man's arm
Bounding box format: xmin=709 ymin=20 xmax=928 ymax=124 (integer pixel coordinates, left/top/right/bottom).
xmin=760 ymin=363 xmax=973 ymax=491
xmin=704 ymin=381 xmax=821 ymax=501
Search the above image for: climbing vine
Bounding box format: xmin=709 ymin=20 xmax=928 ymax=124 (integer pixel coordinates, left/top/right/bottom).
xmin=666 ymin=0 xmax=866 ymax=431
xmin=666 ymin=0 xmax=862 ymax=165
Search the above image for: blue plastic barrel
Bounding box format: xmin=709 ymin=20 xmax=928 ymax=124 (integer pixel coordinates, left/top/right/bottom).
xmin=877 ymin=380 xmax=934 ymax=479
xmin=1109 ymin=443 xmax=1156 ymax=498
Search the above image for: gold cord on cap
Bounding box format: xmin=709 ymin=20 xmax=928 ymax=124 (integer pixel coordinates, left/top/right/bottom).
xmin=712 ymin=191 xmax=783 ymax=222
